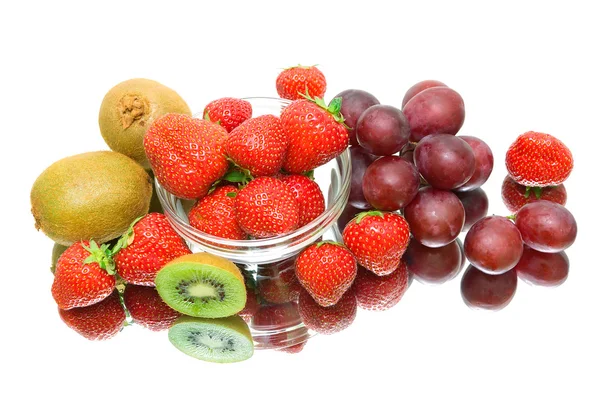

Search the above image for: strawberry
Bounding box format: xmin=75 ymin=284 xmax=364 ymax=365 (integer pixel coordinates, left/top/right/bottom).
xmin=276 ymin=340 xmax=308 ymax=354
xmin=188 ymin=185 xmax=246 ymax=240
xmin=225 ymin=115 xmax=288 ymax=177
xmin=501 ymin=175 xmax=567 ymax=213
xmin=295 ymin=242 xmax=357 ymax=307
xmin=144 ymin=113 xmax=229 ymax=199
xmin=280 ymin=174 xmax=325 ymax=227
xmin=342 ymin=211 xmax=410 ymax=276
xmin=203 ymin=97 xmax=252 ymax=133
xmin=505 ymin=131 xmax=574 ymax=187
xmin=276 ymin=65 xmax=327 ymax=101
xmin=298 ymin=287 xmax=357 ymax=335
xmin=238 ymin=285 xmax=260 ymax=323
xmin=58 ymin=291 xmax=125 ymax=340
xmin=123 ymin=285 xmax=181 ymax=331
xmin=281 ymin=96 xmax=349 ymax=174
xmin=234 ymin=176 xmax=300 ymax=238
xmin=251 ymin=303 xmax=308 ymax=351
xmin=113 ymin=213 xmax=191 ymax=286
xmin=258 ymin=258 xmax=302 ymax=304
xmin=51 ymin=240 xmax=116 ymax=310
xmin=353 ymin=263 xmax=409 ymax=311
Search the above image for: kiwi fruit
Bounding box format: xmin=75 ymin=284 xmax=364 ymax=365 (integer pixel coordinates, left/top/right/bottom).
xmin=168 ymin=315 xmax=254 ymax=363
xmin=98 ymin=78 xmax=191 ymax=169
xmin=50 ymin=243 xmax=69 ymax=274
xmin=155 ymin=253 xmax=247 ymax=318
xmin=31 ymin=151 xmax=152 ymax=246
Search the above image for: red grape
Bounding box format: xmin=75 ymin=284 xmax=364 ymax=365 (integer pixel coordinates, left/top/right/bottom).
xmin=414 ymin=134 xmax=476 ymax=190
xmin=403 ymin=239 xmax=463 ymax=284
xmin=455 ymin=188 xmax=489 ymax=231
xmin=362 ymin=156 xmax=420 ymax=211
xmin=356 ymin=105 xmax=410 ymax=156
xmin=464 ymin=216 xmax=523 ymax=274
xmin=455 ymin=136 xmax=494 ymax=191
xmin=333 ymin=89 xmax=380 ymax=146
xmin=403 ymin=86 xmax=465 ymax=143
xmin=461 ymin=265 xmax=518 ymax=311
xmin=349 ymin=146 xmax=379 ymax=209
xmin=515 ymin=247 xmax=569 ymax=287
xmin=402 ymin=80 xmax=447 ymax=108
xmin=404 ymin=187 xmax=465 ymax=248
xmin=515 ymin=200 xmax=577 ymax=253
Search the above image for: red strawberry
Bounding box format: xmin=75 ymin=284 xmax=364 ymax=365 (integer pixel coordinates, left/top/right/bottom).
xmin=280 ymin=174 xmax=325 ymax=227
xmin=281 ymin=96 xmax=349 ymax=174
xmin=342 ymin=211 xmax=410 ymax=276
xmin=501 ymin=175 xmax=567 ymax=213
xmin=251 ymin=303 xmax=308 ymax=351
xmin=113 ymin=213 xmax=191 ymax=286
xmin=123 ymin=285 xmax=181 ymax=331
xmin=298 ymin=288 xmax=357 ymax=335
xmin=234 ymin=176 xmax=300 ymax=238
xmin=353 ymin=263 xmax=409 ymax=311
xmin=226 ymin=115 xmax=288 ymax=177
xmin=203 ymin=97 xmax=252 ymax=133
xmin=144 ymin=113 xmax=229 ymax=199
xmin=58 ymin=291 xmax=125 ymax=340
xmin=188 ymin=185 xmax=246 ymax=240
xmin=52 ymin=240 xmax=116 ymax=310
xmin=258 ymin=259 xmax=301 ymax=304
xmin=295 ymin=242 xmax=357 ymax=307
xmin=238 ymin=285 xmax=260 ymax=323
xmin=276 ymin=65 xmax=327 ymax=101
xmin=276 ymin=340 xmax=308 ymax=354
xmin=505 ymin=131 xmax=574 ymax=187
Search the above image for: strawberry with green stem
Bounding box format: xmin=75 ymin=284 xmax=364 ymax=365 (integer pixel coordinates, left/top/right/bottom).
xmin=276 ymin=64 xmax=327 ymax=101
xmin=188 ymin=185 xmax=246 ymax=240
xmin=501 ymin=175 xmax=567 ymax=213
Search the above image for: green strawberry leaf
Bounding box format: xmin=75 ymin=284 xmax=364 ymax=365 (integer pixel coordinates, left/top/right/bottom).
xmin=226 ymin=191 xmax=237 ymax=198
xmin=355 ymin=210 xmax=384 ymax=224
xmin=82 ymin=239 xmax=117 ymax=275
xmin=303 ymin=170 xmax=315 ymax=180
xmin=111 ymin=215 xmax=143 ymax=255
xmin=533 ymin=187 xmax=543 ymax=199
xmin=315 ymin=240 xmax=344 ymax=248
xmin=506 ymin=214 xmax=516 ymax=221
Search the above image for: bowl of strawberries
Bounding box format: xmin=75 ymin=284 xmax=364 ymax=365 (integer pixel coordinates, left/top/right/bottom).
xmin=151 ymin=96 xmax=351 ymax=265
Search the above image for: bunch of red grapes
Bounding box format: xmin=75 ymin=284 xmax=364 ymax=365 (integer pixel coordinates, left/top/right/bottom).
xmin=334 ymin=80 xmax=576 ymax=311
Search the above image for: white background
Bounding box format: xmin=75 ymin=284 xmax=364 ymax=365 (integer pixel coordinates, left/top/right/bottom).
xmin=1 ymin=1 xmax=598 ymax=399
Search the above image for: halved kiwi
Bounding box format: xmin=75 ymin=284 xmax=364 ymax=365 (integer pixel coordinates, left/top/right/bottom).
xmin=155 ymin=253 xmax=246 ymax=318
xmin=168 ymin=315 xmax=254 ymax=363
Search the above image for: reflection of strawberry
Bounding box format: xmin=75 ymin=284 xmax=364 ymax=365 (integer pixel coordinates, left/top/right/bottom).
xmin=203 ymin=97 xmax=252 ymax=133
xmin=505 ymin=131 xmax=573 ymax=187
xmin=280 ymin=174 xmax=325 ymax=227
xmin=257 ymin=257 xmax=302 ymax=304
xmin=144 ymin=113 xmax=229 ymax=199
xmin=123 ymin=285 xmax=181 ymax=331
xmin=113 ymin=213 xmax=191 ymax=286
xmin=276 ymin=339 xmax=308 ymax=354
xmin=353 ymin=264 xmax=409 ymax=311
xmin=252 ymin=303 xmax=308 ymax=350
xmin=188 ymin=185 xmax=246 ymax=240
xmin=276 ymin=65 xmax=326 ymax=101
xmin=238 ymin=286 xmax=260 ymax=323
xmin=298 ymin=288 xmax=357 ymax=335
xmin=58 ymin=291 xmax=125 ymax=340
xmin=501 ymin=175 xmax=567 ymax=213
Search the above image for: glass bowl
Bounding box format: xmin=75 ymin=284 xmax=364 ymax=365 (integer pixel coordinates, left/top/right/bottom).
xmin=156 ymin=96 xmax=351 ymax=266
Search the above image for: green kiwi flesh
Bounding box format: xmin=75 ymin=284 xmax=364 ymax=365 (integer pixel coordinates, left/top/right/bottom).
xmin=168 ymin=315 xmax=254 ymax=363
xmin=155 ymin=260 xmax=246 ymax=318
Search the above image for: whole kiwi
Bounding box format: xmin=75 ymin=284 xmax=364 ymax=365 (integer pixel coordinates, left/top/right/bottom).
xmin=31 ymin=151 xmax=153 ymax=246
xmin=98 ymin=78 xmax=191 ymax=169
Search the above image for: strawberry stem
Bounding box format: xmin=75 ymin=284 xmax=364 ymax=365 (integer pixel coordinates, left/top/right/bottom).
xmin=298 ymin=89 xmax=346 ymax=125
xmin=506 ymin=214 xmax=516 ymax=221
xmin=82 ymin=240 xmax=116 ymax=275
xmin=315 ymin=240 xmax=344 ymax=248
xmin=112 ymin=216 xmax=144 ymax=255
xmin=355 ymin=210 xmax=384 ymax=224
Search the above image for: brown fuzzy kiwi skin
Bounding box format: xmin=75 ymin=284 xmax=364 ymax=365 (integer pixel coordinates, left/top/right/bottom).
xmin=31 ymin=151 xmax=152 ymax=246
xmin=98 ymin=78 xmax=192 ymax=169
xmin=51 ymin=242 xmax=69 ymax=274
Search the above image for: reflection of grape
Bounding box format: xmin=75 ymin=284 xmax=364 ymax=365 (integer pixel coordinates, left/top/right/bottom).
xmin=348 ymin=146 xmax=378 ymax=209
xmin=515 ymin=247 xmax=569 ymax=287
xmin=362 ymin=156 xmax=420 ymax=211
xmin=455 ymin=188 xmax=489 ymax=231
xmin=403 ymin=239 xmax=463 ymax=284
xmin=402 ymin=80 xmax=447 ymax=108
xmin=461 ymin=265 xmax=518 ymax=311
xmin=464 ymin=216 xmax=523 ymax=274
xmin=356 ymin=105 xmax=410 ymax=156
xmin=455 ymin=136 xmax=494 ymax=191
xmin=515 ymin=200 xmax=577 ymax=253
xmin=333 ymin=89 xmax=380 ymax=146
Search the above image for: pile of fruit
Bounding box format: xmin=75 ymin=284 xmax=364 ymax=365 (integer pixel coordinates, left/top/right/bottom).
xmin=31 ymin=65 xmax=577 ymax=364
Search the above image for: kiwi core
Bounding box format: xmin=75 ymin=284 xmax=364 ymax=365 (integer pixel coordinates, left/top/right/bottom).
xmin=118 ymin=94 xmax=149 ymax=129
xmin=186 ymin=282 xmax=221 ymax=300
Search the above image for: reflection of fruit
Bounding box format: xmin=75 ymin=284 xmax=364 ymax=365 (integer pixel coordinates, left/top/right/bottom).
xmin=98 ymin=78 xmax=191 ymax=169
xmin=238 ymin=285 xmax=260 ymax=323
xmin=505 ymin=131 xmax=573 ymax=187
xmin=295 ymin=242 xmax=357 ymax=307
xmin=403 ymin=239 xmax=463 ymax=284
xmin=188 ymin=186 xmax=246 ymax=240
xmin=113 ymin=213 xmax=191 ymax=286
xmin=501 ymin=175 xmax=567 ymax=213
xmin=298 ymin=288 xmax=357 ymax=335
xmin=59 ymin=291 xmax=125 ymax=340
xmin=343 ymin=211 xmax=410 ymax=276
xmin=353 ymin=264 xmax=409 ymax=311
xmin=52 ymin=241 xmax=116 ymax=310
xmin=461 ymin=265 xmax=518 ymax=311
xmin=515 ymin=200 xmax=577 ymax=253
xmin=168 ymin=315 xmax=254 ymax=363
xmin=276 ymin=65 xmax=326 ymax=101
xmin=252 ymin=303 xmax=307 ymax=351
xmin=235 ymin=176 xmax=300 ymax=238
xmin=515 ymin=247 xmax=569 ymax=287
xmin=123 ymin=285 xmax=181 ymax=331
xmin=144 ymin=113 xmax=229 ymax=200
xmin=333 ymin=89 xmax=380 ymax=146
xmin=155 ymin=253 xmax=246 ymax=318
xmin=280 ymin=174 xmax=325 ymax=227
xmin=203 ymin=97 xmax=252 ymax=133
xmin=31 ymin=151 xmax=152 ymax=246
